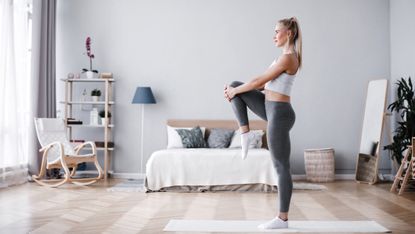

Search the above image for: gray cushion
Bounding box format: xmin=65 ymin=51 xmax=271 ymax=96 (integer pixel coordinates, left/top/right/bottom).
xmin=207 ymin=128 xmax=235 ymax=148
xmin=175 ymin=126 xmax=207 ymax=148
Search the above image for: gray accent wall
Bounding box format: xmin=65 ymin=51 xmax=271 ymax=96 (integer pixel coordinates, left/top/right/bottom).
xmin=56 ymin=0 xmax=392 ymax=175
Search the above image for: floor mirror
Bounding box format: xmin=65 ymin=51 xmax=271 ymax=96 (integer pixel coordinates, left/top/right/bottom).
xmin=355 ymin=79 xmax=388 ymax=184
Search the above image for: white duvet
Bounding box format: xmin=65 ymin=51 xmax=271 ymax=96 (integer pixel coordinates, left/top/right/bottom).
xmin=145 ymin=148 xmax=278 ymax=191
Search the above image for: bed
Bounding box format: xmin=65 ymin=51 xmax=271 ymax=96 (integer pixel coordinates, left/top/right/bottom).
xmin=145 ymin=120 xmax=279 ymax=192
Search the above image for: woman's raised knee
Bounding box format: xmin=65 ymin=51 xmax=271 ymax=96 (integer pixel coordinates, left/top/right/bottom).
xmin=230 ymin=81 xmax=243 ymax=88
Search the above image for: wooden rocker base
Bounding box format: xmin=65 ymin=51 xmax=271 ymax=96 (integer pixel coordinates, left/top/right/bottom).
xmin=32 ymin=172 xmax=102 ymax=188
xmin=32 ymin=176 xmax=69 ymax=187
xmin=33 ymin=145 xmax=104 ymax=188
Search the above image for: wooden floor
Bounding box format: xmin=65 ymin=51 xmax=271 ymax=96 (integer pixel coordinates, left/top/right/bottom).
xmin=0 ymin=180 xmax=414 ymax=234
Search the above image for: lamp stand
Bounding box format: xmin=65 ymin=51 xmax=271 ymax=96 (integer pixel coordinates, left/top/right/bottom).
xmin=140 ymin=104 xmax=145 ymax=181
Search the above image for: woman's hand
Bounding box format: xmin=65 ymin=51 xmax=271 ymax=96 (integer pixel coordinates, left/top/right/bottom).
xmin=224 ymin=84 xmax=237 ymax=102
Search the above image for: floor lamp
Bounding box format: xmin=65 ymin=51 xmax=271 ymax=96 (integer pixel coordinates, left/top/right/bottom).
xmin=132 ymin=87 xmax=156 ymax=183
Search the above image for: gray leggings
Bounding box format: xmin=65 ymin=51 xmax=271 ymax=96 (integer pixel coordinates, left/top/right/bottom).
xmin=229 ymin=81 xmax=295 ymax=213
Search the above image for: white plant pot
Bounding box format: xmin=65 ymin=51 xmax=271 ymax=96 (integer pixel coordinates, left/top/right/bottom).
xmin=86 ymin=71 xmax=94 ymax=79
xmin=92 ymin=96 xmax=99 ymax=102
xmin=101 ymin=118 xmax=110 ymax=126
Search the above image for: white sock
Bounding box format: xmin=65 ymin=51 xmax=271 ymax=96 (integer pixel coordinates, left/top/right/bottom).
xmin=257 ymin=217 xmax=288 ymax=229
xmin=241 ymin=131 xmax=250 ymax=160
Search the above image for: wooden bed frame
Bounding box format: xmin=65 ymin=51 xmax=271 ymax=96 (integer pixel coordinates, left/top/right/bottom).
xmin=167 ymin=119 xmax=268 ymax=149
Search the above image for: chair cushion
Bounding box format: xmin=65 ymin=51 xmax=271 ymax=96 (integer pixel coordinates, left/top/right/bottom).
xmin=38 ymin=118 xmax=65 ymax=132
xmin=35 ymin=118 xmax=76 ymax=162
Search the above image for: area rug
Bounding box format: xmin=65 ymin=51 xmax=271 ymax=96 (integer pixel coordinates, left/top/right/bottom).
xmin=163 ymin=219 xmax=390 ymax=233
xmin=106 ymin=179 xmax=146 ymax=192
xmin=107 ymin=181 xmax=327 ymax=192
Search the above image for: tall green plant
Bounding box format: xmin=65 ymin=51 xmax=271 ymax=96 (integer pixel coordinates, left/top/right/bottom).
xmin=384 ymin=77 xmax=415 ymax=164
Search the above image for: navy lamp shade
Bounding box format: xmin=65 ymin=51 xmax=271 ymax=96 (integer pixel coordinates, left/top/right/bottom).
xmin=132 ymin=87 xmax=156 ymax=104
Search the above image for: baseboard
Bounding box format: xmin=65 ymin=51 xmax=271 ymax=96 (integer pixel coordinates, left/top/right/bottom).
xmin=292 ymin=174 xmax=357 ymax=180
xmin=378 ymin=173 xmax=395 ymax=182
xmin=78 ymin=171 xmax=395 ymax=182
xmin=108 ymin=172 xmax=146 ymax=180
xmin=108 ymin=173 xmax=359 ymax=181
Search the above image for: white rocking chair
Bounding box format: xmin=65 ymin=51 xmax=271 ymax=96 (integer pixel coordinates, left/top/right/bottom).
xmin=33 ymin=118 xmax=103 ymax=187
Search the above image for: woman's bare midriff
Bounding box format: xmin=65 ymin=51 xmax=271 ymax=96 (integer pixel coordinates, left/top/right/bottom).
xmin=264 ymin=89 xmax=290 ymax=102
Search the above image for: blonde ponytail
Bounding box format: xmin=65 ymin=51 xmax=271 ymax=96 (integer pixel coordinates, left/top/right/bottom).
xmin=279 ymin=17 xmax=302 ymax=68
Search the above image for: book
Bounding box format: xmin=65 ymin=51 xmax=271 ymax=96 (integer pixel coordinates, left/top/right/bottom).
xmin=95 ymin=141 xmax=114 ymax=148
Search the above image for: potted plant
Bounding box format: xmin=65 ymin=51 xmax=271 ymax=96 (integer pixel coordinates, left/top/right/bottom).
xmin=91 ymin=89 xmax=101 ymax=102
xmin=82 ymin=36 xmax=98 ymax=78
xmin=384 ymin=77 xmax=415 ymax=170
xmin=99 ymin=110 xmax=112 ymax=126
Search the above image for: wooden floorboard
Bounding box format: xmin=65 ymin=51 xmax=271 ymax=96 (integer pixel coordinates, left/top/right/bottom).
xmin=0 ymin=180 xmax=414 ymax=233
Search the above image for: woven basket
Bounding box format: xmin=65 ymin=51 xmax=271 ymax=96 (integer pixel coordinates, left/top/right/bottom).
xmin=304 ymin=148 xmax=335 ymax=182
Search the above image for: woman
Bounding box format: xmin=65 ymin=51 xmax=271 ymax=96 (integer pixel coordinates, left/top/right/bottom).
xmin=224 ymin=17 xmax=302 ymax=229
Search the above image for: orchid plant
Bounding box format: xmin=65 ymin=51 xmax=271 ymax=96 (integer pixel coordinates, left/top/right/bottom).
xmin=82 ymin=37 xmax=98 ymax=74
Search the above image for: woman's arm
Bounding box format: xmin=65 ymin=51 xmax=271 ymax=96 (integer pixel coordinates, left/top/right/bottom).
xmin=224 ymin=55 xmax=291 ymax=100
xmin=258 ymin=83 xmax=265 ymax=91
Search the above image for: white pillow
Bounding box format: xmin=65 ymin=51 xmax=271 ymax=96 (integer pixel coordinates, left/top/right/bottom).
xmin=229 ymin=129 xmax=264 ymax=149
xmin=166 ymin=125 xmax=206 ymax=149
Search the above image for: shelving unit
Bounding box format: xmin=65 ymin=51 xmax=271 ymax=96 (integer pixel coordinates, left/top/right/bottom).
xmin=59 ymin=101 xmax=115 ymax=105
xmin=68 ymin=124 xmax=115 ymax=128
xmin=61 ymin=78 xmax=115 ymax=180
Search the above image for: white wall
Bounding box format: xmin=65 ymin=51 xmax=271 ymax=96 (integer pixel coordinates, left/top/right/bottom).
xmin=387 ymin=0 xmax=415 ymax=172
xmin=390 ymin=0 xmax=415 ymax=91
xmin=56 ymin=0 xmax=391 ymax=175
xmin=390 ymin=0 xmax=415 ymax=79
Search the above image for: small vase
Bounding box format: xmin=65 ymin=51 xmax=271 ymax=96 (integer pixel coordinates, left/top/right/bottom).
xmin=92 ymin=96 xmax=99 ymax=102
xmin=101 ymin=117 xmax=110 ymax=126
xmin=86 ymin=71 xmax=94 ymax=79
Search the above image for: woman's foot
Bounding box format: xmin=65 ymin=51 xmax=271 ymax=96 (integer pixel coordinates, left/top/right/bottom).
xmin=241 ymin=131 xmax=251 ymax=160
xmin=257 ymin=217 xmax=288 ymax=229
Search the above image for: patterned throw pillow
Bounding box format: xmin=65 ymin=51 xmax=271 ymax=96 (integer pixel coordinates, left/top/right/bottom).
xmin=207 ymin=128 xmax=235 ymax=148
xmin=175 ymin=126 xmax=207 ymax=148
xmin=167 ymin=126 xmax=206 ymax=149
